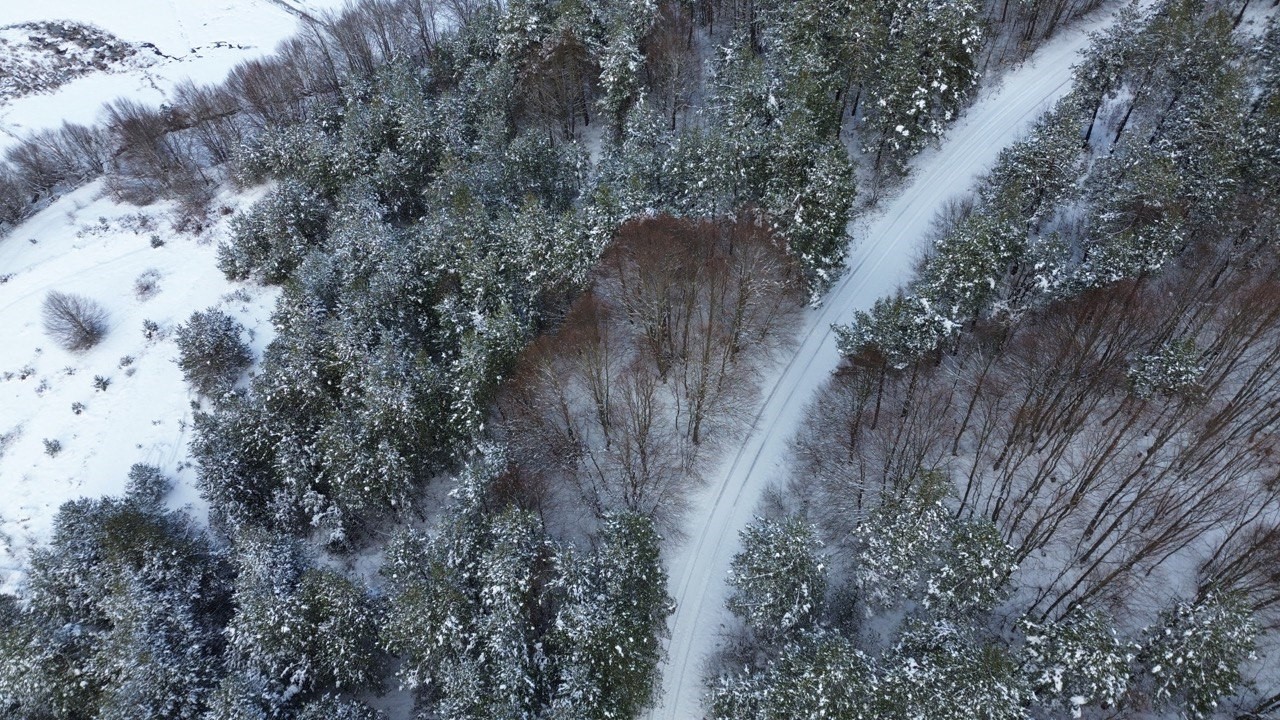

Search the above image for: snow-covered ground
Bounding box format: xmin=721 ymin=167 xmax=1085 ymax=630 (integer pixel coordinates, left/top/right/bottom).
xmin=0 ymin=0 xmax=346 ymax=152
xmin=648 ymin=8 xmax=1129 ymax=718
xmin=0 ymin=0 xmax=361 ymax=592
xmin=0 ymin=184 xmax=278 ymax=592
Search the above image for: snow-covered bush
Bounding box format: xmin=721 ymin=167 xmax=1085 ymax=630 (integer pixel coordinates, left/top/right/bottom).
xmin=42 ymin=290 xmax=108 ymax=351
xmin=133 ymin=268 xmax=161 ymax=300
xmin=175 ymin=308 xmax=253 ymax=398
xmin=124 ymin=463 xmax=171 ymax=507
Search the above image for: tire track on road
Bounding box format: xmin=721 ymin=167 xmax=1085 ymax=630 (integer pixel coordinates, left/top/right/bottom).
xmin=650 ymin=14 xmax=1119 ymax=719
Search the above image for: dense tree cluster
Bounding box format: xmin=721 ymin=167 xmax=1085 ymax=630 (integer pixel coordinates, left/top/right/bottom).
xmin=381 ymin=451 xmax=672 ymax=718
xmin=498 ymin=215 xmax=801 ymax=529
xmin=0 ymin=466 xmax=232 ymax=719
xmin=839 ymin=0 xmax=1277 ymax=361
xmin=0 ymin=458 xmax=672 ymax=719
xmin=0 ymin=0 xmax=1097 ymax=291
xmin=772 ymin=5 xmax=1280 ymax=717
xmin=791 ymin=247 xmax=1280 ymax=714
xmin=1 ymin=0 xmax=1223 ymax=717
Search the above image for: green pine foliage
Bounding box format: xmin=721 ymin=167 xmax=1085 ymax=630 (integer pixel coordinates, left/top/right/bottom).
xmin=0 ymin=468 xmax=230 ymax=720
xmin=1021 ymin=611 xmax=1135 ymax=717
xmin=382 ymin=454 xmax=671 ymax=718
xmin=708 ymin=632 xmax=877 ymax=720
xmin=553 ymin=512 xmax=673 ymax=718
xmin=727 ymin=516 xmax=827 ymax=639
xmin=1141 ymin=593 xmax=1258 ymax=720
xmin=174 ymin=307 xmax=253 ymax=399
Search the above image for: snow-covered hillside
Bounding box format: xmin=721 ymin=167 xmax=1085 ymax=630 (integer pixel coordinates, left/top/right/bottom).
xmin=0 ymin=0 xmax=346 ymax=152
xmin=0 ymin=0 xmax=351 ymax=592
xmin=0 ymin=184 xmax=279 ymax=592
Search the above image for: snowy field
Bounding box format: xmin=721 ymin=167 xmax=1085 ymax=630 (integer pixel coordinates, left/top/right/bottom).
xmin=0 ymin=0 xmax=345 ymax=152
xmin=0 ymin=0 xmax=347 ymax=592
xmin=648 ymin=5 xmax=1131 ymax=717
xmin=0 ymin=184 xmax=280 ymax=592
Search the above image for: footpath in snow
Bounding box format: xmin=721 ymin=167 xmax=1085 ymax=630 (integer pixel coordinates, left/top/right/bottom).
xmin=649 ymin=9 xmax=1126 ymax=719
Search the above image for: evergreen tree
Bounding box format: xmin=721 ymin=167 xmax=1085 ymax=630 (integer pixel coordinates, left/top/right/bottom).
xmin=175 ymin=308 xmax=254 ymax=399
xmin=862 ymin=0 xmax=983 ymax=178
xmin=1141 ymin=593 xmax=1257 ymax=720
xmin=708 ymin=632 xmax=877 ymax=720
xmin=221 ymin=533 xmax=382 ymax=716
xmin=553 ymin=512 xmax=674 ymax=718
xmin=382 ymin=451 xmax=552 ymax=717
xmin=1128 ymin=337 xmax=1204 ymax=399
xmin=726 ymin=516 xmax=827 ymax=640
xmin=849 ymin=479 xmax=952 ymax=612
xmin=0 ymin=469 xmax=230 ymax=720
xmin=1021 ymin=611 xmax=1135 ymax=718
xmin=924 ymin=518 xmax=1016 ymax=618
xmin=835 ymin=293 xmax=952 ymax=368
xmin=876 ymin=619 xmax=1030 ymax=720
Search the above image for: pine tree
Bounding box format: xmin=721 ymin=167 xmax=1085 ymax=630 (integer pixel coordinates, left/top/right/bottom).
xmin=0 ymin=471 xmax=230 ymax=719
xmin=222 ymin=533 xmax=382 ymax=715
xmin=175 ymin=307 xmax=253 ymax=399
xmin=849 ymin=480 xmax=952 ymax=612
xmin=924 ymin=518 xmax=1016 ymax=618
xmin=877 ymin=619 xmax=1030 ymax=720
xmin=708 ymin=631 xmax=877 ymax=720
xmin=1020 ymin=610 xmax=1135 ymax=718
xmin=553 ymin=512 xmax=674 ymax=718
xmin=862 ymin=0 xmax=983 ymax=178
xmin=382 ymin=451 xmax=553 ymax=717
xmin=835 ymin=293 xmax=952 ymax=368
xmin=1128 ymin=337 xmax=1204 ymax=399
xmin=726 ymin=516 xmax=827 ymax=640
xmin=1141 ymin=593 xmax=1257 ymax=719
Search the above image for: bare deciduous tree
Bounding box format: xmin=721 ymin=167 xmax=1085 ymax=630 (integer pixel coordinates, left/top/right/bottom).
xmin=42 ymin=291 xmax=108 ymax=352
xmin=793 ymin=242 xmax=1280 ymax=629
xmin=499 ymin=215 xmax=800 ymax=532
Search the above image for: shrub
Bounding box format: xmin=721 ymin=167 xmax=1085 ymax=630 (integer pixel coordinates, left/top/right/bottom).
xmin=0 ymin=165 xmax=27 ymax=227
xmin=42 ymin=438 xmax=62 ymax=457
xmin=124 ymin=463 xmax=171 ymax=506
xmin=175 ymin=308 xmax=253 ymax=397
xmin=93 ymin=375 xmax=110 ymax=391
xmin=134 ymin=269 xmax=161 ymax=300
xmin=42 ymin=291 xmax=108 ymax=351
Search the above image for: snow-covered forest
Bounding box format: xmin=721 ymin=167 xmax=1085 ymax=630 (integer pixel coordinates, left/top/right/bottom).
xmin=0 ymin=0 xmax=1276 ymax=717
